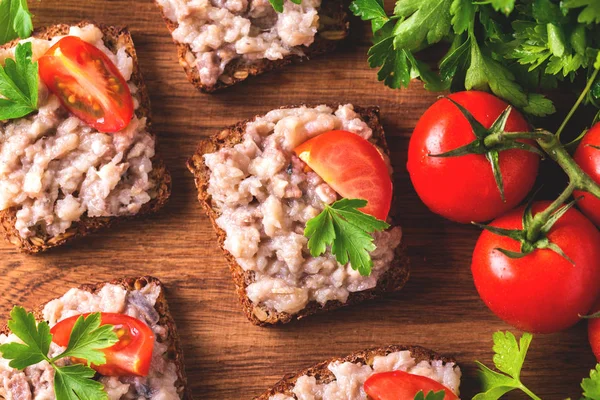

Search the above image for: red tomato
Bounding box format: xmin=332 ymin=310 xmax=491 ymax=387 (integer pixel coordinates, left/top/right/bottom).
xmin=364 ymin=371 xmax=458 ymax=400
xmin=51 ymin=313 xmax=154 ymax=376
xmin=407 ymin=91 xmax=539 ymax=223
xmin=38 ymin=36 xmax=134 ymax=133
xmin=574 ymin=123 xmax=600 ymax=227
xmin=472 ymin=201 xmax=600 ymax=333
xmin=588 ymin=298 xmax=600 ymax=362
xmin=294 ymin=130 xmax=393 ymax=220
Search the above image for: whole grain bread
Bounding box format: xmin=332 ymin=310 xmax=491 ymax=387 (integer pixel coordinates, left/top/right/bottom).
xmin=0 ymin=22 xmax=172 ymax=253
xmin=0 ymin=276 xmax=192 ymax=400
xmin=155 ymin=0 xmax=349 ymax=92
xmin=254 ymin=345 xmax=459 ymax=399
xmin=187 ymin=105 xmax=410 ymax=326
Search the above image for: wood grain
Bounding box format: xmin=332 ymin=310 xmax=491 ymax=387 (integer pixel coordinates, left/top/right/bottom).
xmin=0 ymin=1 xmax=595 ymax=399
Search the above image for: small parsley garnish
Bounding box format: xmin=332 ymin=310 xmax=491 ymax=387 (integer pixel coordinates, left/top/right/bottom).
xmin=0 ymin=41 xmax=39 ymax=120
xmin=269 ymin=0 xmax=302 ymax=13
xmin=305 ymin=198 xmax=389 ymax=276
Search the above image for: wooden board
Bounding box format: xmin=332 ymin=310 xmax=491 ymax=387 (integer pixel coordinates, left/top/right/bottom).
xmin=0 ymin=1 xmax=595 ymax=398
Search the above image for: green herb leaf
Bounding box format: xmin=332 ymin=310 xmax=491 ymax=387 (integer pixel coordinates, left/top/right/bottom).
xmin=55 ymin=313 xmax=119 ymax=366
xmin=54 ymin=364 xmax=109 ymax=400
xmin=582 ymin=364 xmax=600 ymax=399
xmin=305 ymin=198 xmax=389 ymax=276
xmin=476 ymin=0 xmax=515 ymax=16
xmin=392 ymin=0 xmax=453 ymax=50
xmin=0 ymin=307 xmax=51 ymax=369
xmin=0 ymin=0 xmax=33 ymax=45
xmin=0 ymin=41 xmax=39 ymax=120
xmin=414 ymin=390 xmax=447 ymax=400
xmin=349 ymin=0 xmax=389 ymax=33
xmin=473 ymin=332 xmax=538 ymax=400
xmin=562 ymin=0 xmax=600 ymax=24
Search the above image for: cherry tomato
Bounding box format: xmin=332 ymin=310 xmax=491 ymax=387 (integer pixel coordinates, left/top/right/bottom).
xmin=588 ymin=298 xmax=600 ymax=362
xmin=294 ymin=130 xmax=393 ymax=220
xmin=364 ymin=371 xmax=458 ymax=400
xmin=51 ymin=313 xmax=154 ymax=376
xmin=407 ymin=91 xmax=539 ymax=223
xmin=38 ymin=36 xmax=134 ymax=133
xmin=472 ymin=201 xmax=600 ymax=333
xmin=574 ymin=122 xmax=600 ymax=227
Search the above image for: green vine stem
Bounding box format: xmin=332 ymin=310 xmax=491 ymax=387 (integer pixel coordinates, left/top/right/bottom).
xmin=556 ymin=67 xmax=600 ymax=141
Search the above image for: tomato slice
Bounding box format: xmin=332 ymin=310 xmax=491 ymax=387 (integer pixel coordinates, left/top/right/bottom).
xmin=293 ymin=130 xmax=393 ymax=220
xmin=364 ymin=371 xmax=458 ymax=400
xmin=50 ymin=313 xmax=154 ymax=377
xmin=38 ymin=36 xmax=134 ymax=133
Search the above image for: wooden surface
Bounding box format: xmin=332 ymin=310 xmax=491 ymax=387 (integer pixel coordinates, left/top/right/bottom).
xmin=0 ymin=1 xmax=596 ymax=399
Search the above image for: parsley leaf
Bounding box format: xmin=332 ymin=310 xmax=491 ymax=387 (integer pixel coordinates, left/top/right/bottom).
xmin=0 ymin=41 xmax=39 ymax=120
xmin=268 ymin=0 xmax=301 ymax=13
xmin=478 ymin=0 xmax=515 ymax=16
xmin=473 ymin=331 xmax=538 ymax=399
xmin=0 ymin=307 xmax=118 ymax=400
xmin=582 ymin=364 xmax=600 ymax=399
xmin=392 ymin=0 xmax=452 ymax=50
xmin=414 ymin=390 xmax=446 ymax=400
xmin=54 ymin=364 xmax=109 ymax=400
xmin=562 ymin=0 xmax=600 ymax=24
xmin=0 ymin=0 xmax=33 ymax=45
xmin=349 ymin=0 xmax=388 ymax=32
xmin=305 ymin=198 xmax=389 ymax=276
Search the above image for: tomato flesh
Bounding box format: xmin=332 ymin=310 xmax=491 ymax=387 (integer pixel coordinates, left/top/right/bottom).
xmin=364 ymin=371 xmax=458 ymax=400
xmin=574 ymin=122 xmax=600 ymax=227
xmin=293 ymin=130 xmax=393 ymax=220
xmin=407 ymin=91 xmax=539 ymax=223
xmin=38 ymin=36 xmax=134 ymax=133
xmin=472 ymin=201 xmax=600 ymax=333
xmin=51 ymin=313 xmax=154 ymax=377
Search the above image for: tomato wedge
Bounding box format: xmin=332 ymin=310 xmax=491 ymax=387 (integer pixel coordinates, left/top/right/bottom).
xmin=364 ymin=371 xmax=458 ymax=400
xmin=51 ymin=313 xmax=154 ymax=377
xmin=294 ymin=130 xmax=393 ymax=220
xmin=38 ymin=36 xmax=134 ymax=133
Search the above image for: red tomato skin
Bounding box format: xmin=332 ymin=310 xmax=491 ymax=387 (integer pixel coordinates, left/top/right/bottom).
xmin=407 ymin=91 xmax=539 ymax=223
xmin=574 ymin=123 xmax=600 ymax=227
xmin=364 ymin=371 xmax=458 ymax=400
xmin=51 ymin=313 xmax=154 ymax=377
xmin=294 ymin=130 xmax=393 ymax=220
xmin=588 ymin=298 xmax=600 ymax=362
xmin=472 ymin=201 xmax=600 ymax=333
xmin=38 ymin=36 xmax=134 ymax=133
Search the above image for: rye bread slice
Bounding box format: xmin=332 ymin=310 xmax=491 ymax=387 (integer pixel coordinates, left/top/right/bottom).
xmin=0 ymin=276 xmax=192 ymax=400
xmin=187 ymin=105 xmax=410 ymax=326
xmin=0 ymin=22 xmax=172 ymax=253
xmin=254 ymin=345 xmax=460 ymax=399
xmin=155 ymin=0 xmax=349 ymax=92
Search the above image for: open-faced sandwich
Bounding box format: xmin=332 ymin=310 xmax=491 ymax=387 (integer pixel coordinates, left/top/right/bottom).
xmin=188 ymin=104 xmax=409 ymax=325
xmin=154 ymin=0 xmax=349 ymax=92
xmin=256 ymin=345 xmax=461 ymax=399
xmin=0 ymin=276 xmax=190 ymax=399
xmin=0 ymin=23 xmax=171 ymax=253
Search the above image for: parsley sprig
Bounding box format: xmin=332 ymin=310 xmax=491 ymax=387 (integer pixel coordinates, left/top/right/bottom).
xmin=475 ymin=331 xmax=600 ymax=399
xmin=351 ymin=0 xmax=600 ymax=116
xmin=305 ymin=198 xmax=389 ymax=276
xmin=0 ymin=41 xmax=39 ymax=120
xmin=0 ymin=306 xmax=119 ymax=400
xmin=0 ymin=0 xmax=33 ymax=45
xmin=269 ymin=0 xmax=302 ymax=13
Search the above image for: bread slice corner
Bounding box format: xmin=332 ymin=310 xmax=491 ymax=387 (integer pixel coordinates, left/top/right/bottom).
xmin=155 ymin=0 xmax=350 ymax=92
xmin=0 ymin=276 xmax=192 ymax=400
xmin=187 ymin=105 xmax=410 ymax=326
xmin=0 ymin=22 xmax=172 ymax=253
xmin=253 ymin=345 xmax=459 ymax=399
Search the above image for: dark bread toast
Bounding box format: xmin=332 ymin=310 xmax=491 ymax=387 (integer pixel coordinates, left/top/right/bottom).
xmin=155 ymin=0 xmax=349 ymax=92
xmin=0 ymin=276 xmax=192 ymax=400
xmin=187 ymin=105 xmax=410 ymax=326
xmin=0 ymin=23 xmax=172 ymax=253
xmin=254 ymin=345 xmax=459 ymax=399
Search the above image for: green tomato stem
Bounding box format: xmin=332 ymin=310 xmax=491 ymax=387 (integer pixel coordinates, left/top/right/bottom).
xmin=556 ymin=67 xmax=600 ymax=141
xmin=483 ymin=130 xmax=552 ymax=147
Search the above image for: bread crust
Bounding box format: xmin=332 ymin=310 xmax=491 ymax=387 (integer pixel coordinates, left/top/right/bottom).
xmin=0 ymin=276 xmax=192 ymax=400
xmin=0 ymin=22 xmax=172 ymax=253
xmin=154 ymin=0 xmax=349 ymax=92
xmin=187 ymin=105 xmax=410 ymax=326
xmin=253 ymin=345 xmax=459 ymax=399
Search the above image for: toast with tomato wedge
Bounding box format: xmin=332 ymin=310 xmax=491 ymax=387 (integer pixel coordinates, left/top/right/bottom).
xmin=187 ymin=104 xmax=409 ymax=326
xmin=0 ymin=22 xmax=171 ymax=253
xmin=0 ymin=276 xmax=191 ymax=399
xmin=154 ymin=0 xmax=349 ymax=92
xmin=255 ymin=345 xmax=462 ymax=399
